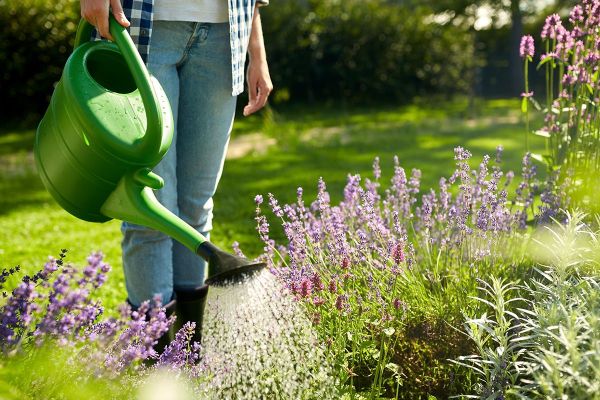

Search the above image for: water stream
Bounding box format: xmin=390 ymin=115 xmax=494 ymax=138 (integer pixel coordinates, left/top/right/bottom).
xmin=199 ymin=270 xmax=338 ymax=399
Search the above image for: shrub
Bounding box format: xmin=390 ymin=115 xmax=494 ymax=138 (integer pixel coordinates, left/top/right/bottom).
xmin=0 ymin=0 xmax=79 ymax=122
xmin=261 ymin=0 xmax=477 ymax=104
xmin=457 ymin=212 xmax=600 ymax=398
xmin=256 ymin=147 xmax=567 ymax=398
xmin=3 ymin=0 xmax=477 ymax=120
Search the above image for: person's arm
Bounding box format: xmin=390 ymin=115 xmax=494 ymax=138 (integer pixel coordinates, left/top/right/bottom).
xmin=80 ymin=0 xmax=130 ymax=41
xmin=243 ymin=5 xmax=273 ymax=117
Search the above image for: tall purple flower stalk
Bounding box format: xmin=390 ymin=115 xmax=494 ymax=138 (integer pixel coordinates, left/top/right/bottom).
xmin=525 ymin=0 xmax=600 ymax=208
xmin=256 ymin=148 xmax=556 ymax=321
xmin=520 ymin=35 xmax=535 ymax=59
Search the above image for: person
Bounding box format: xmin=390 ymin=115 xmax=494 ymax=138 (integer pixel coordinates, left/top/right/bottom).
xmin=79 ymin=0 xmax=273 ymax=344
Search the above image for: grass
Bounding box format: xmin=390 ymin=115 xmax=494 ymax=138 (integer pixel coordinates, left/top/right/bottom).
xmin=0 ymin=98 xmax=545 ymax=311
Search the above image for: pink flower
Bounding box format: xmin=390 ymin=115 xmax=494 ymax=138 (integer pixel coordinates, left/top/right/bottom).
xmin=520 ymin=35 xmax=535 ymax=59
xmin=541 ymin=14 xmax=563 ymax=40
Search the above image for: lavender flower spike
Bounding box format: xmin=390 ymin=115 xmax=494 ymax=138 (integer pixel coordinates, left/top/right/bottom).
xmin=520 ymin=35 xmax=534 ymax=59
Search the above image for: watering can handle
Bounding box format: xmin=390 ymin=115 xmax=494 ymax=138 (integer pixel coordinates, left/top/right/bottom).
xmin=73 ymin=17 xmax=164 ymax=161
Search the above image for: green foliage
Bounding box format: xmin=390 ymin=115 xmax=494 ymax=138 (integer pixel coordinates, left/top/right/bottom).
xmin=521 ymin=2 xmax=600 ymax=214
xmin=0 ymin=99 xmax=545 ymax=398
xmin=261 ymin=0 xmax=478 ymax=104
xmin=457 ymin=212 xmax=600 ymax=398
xmin=0 ymin=0 xmax=79 ymax=121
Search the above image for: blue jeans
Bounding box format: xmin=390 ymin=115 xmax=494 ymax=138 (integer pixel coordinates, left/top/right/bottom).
xmin=122 ymin=21 xmax=237 ymax=307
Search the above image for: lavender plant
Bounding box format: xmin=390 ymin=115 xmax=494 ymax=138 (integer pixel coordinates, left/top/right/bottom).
xmin=0 ymin=251 xmax=174 ymax=368
xmin=522 ymin=0 xmax=600 ymax=208
xmin=256 ymin=147 xmax=562 ymax=398
xmin=0 ymin=251 xmax=198 ymax=398
xmin=0 ymin=252 xmax=338 ymax=399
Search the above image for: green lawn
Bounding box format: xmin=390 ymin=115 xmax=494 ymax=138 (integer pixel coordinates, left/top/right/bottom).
xmin=0 ymin=98 xmax=545 ymax=310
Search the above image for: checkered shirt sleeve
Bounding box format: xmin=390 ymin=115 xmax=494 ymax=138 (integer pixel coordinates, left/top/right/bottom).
xmin=228 ymin=0 xmax=259 ymax=96
xmin=121 ymin=0 xmax=153 ymax=63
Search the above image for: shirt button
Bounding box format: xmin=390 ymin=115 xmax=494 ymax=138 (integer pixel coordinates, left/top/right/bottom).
xmin=140 ymin=28 xmax=148 ymax=36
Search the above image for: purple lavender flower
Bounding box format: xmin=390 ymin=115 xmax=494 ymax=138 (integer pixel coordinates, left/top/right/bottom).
xmin=313 ymin=297 xmax=326 ymax=307
xmin=157 ymin=321 xmax=201 ymax=369
xmin=541 ymin=14 xmax=563 ymax=40
xmin=268 ymin=193 xmax=284 ymax=218
xmin=494 ymin=145 xmax=504 ymax=164
xmin=343 ymin=174 xmax=362 ymax=209
xmin=300 ymin=278 xmax=312 ymax=298
xmin=316 ymin=177 xmax=331 ymax=213
xmin=391 ymin=242 xmax=405 ymax=265
xmin=328 ymin=279 xmax=337 ymax=293
xmin=454 ymin=146 xmax=472 ymax=161
xmin=520 ymin=35 xmax=535 ymax=59
xmin=335 ymin=295 xmax=347 ymax=311
xmin=0 ymin=281 xmax=37 ymax=348
xmin=105 ymin=298 xmax=174 ymax=369
xmin=570 ymin=5 xmax=584 ymax=24
xmin=311 ymin=274 xmax=325 ymax=292
xmin=392 ymin=299 xmax=405 ymax=311
xmin=255 ymin=214 xmax=270 ymax=242
xmin=373 ymin=156 xmax=381 ymax=180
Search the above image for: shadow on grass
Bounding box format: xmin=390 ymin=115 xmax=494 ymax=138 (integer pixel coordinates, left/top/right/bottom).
xmin=0 ymin=129 xmax=50 ymax=216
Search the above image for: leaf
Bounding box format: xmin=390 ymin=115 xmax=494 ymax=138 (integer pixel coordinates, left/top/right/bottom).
xmin=521 ymin=96 xmax=528 ymax=113
xmin=385 ymin=362 xmax=399 ymax=373
xmin=383 ymin=327 xmax=395 ymax=337
xmin=587 ymin=83 xmax=594 ymax=95
xmin=530 ymin=153 xmax=548 ymax=166
xmin=537 ymin=56 xmax=553 ymax=70
xmin=533 ymin=129 xmax=551 ymax=138
xmin=529 ymin=97 xmax=542 ymax=111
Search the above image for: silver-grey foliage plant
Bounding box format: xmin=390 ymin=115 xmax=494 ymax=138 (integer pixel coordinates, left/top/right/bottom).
xmin=456 ymin=211 xmax=600 ymax=399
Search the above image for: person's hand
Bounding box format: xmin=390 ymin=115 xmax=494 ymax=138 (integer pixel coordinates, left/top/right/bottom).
xmin=80 ymin=0 xmax=130 ymax=41
xmin=243 ymin=58 xmax=273 ymax=116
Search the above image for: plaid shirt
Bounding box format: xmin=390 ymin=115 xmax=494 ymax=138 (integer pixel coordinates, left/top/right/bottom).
xmin=121 ymin=0 xmax=269 ymax=96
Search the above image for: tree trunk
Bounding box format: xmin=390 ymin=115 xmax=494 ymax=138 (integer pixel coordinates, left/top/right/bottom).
xmin=509 ymin=0 xmax=524 ymax=96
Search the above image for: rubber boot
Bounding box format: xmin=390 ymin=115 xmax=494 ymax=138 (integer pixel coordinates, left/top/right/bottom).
xmin=173 ymin=285 xmax=209 ymax=344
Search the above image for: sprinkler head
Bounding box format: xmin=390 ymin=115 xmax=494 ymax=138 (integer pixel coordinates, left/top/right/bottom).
xmin=197 ymin=241 xmax=266 ymax=286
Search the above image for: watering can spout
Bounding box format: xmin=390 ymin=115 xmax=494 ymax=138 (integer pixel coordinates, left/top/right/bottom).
xmin=100 ymin=169 xmax=265 ymax=285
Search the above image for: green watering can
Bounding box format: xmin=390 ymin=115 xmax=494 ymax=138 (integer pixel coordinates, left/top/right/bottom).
xmin=35 ymin=16 xmax=264 ymax=285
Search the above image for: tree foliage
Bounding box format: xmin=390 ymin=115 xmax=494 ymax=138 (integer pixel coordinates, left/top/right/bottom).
xmin=261 ymin=0 xmax=478 ymax=104
xmin=0 ymin=0 xmax=79 ymax=121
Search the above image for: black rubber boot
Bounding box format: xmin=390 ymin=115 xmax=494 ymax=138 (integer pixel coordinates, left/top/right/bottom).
xmin=173 ymin=285 xmax=209 ymax=344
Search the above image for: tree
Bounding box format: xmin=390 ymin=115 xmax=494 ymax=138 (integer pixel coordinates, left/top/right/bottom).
xmin=393 ymin=0 xmax=577 ymax=95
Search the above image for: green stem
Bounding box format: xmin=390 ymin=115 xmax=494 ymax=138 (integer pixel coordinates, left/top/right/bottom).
xmin=524 ymin=58 xmax=530 ymax=152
